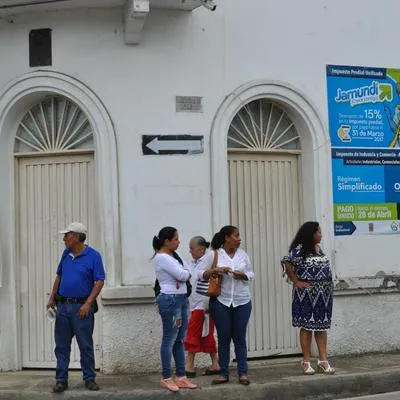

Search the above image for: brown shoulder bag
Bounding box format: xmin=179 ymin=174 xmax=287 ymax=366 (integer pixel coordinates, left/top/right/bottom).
xmin=207 ymin=250 xmax=222 ymax=297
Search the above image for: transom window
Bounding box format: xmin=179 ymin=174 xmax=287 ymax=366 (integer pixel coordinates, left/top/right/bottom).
xmin=228 ymin=99 xmax=300 ymax=151
xmin=14 ymin=96 xmax=94 ymax=154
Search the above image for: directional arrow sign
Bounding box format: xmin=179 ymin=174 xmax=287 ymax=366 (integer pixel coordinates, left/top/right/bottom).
xmin=334 ymin=221 xmax=357 ymax=236
xmin=142 ymin=135 xmax=204 ymax=155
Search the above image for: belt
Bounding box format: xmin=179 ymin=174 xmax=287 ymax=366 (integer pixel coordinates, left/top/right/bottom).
xmin=56 ymin=295 xmax=88 ymax=304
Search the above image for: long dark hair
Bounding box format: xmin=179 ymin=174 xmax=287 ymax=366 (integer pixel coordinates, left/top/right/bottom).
xmin=289 ymin=221 xmax=320 ymax=257
xmin=152 ymin=226 xmax=183 ymax=265
xmin=211 ymin=225 xmax=238 ymax=250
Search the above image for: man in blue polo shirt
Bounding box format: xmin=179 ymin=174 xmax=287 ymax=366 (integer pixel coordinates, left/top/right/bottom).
xmin=46 ymin=222 xmax=105 ymax=393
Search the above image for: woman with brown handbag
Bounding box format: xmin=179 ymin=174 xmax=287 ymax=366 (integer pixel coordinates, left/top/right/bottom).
xmin=203 ymin=225 xmax=254 ymax=386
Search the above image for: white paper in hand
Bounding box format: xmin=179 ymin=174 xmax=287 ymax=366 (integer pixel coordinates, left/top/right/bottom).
xmin=46 ymin=307 xmax=56 ymax=322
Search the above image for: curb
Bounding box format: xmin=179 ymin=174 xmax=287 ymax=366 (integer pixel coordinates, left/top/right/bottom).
xmin=1 ymin=369 xmax=400 ymax=400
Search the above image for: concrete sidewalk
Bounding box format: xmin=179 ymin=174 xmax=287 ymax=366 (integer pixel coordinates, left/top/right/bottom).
xmin=1 ymin=353 xmax=400 ymax=400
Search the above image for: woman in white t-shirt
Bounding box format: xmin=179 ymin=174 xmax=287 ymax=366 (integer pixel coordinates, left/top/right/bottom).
xmin=153 ymin=226 xmax=197 ymax=392
xmin=204 ymin=225 xmax=254 ymax=386
xmin=184 ymin=236 xmax=220 ymax=377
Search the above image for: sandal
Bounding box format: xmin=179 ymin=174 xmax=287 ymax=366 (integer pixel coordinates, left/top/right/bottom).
xmin=239 ymin=375 xmax=250 ymax=385
xmin=185 ymin=370 xmax=196 ymax=378
xmin=174 ymin=376 xmax=198 ymax=389
xmin=160 ymin=378 xmax=179 ymax=392
xmin=317 ymin=360 xmax=335 ymax=374
xmin=212 ymin=376 xmax=229 ymax=385
xmin=301 ymin=360 xmax=315 ymax=375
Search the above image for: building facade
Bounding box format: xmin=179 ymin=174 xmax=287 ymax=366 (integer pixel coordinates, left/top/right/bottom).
xmin=0 ymin=0 xmax=399 ymax=373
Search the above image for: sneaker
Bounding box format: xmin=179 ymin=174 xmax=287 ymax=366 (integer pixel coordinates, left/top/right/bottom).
xmin=85 ymin=380 xmax=100 ymax=391
xmin=160 ymin=378 xmax=180 ymax=392
xmin=174 ymin=376 xmax=198 ymax=389
xmin=52 ymin=381 xmax=68 ymax=393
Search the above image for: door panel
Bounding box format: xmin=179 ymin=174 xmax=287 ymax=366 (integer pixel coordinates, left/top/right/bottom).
xmin=228 ymin=152 xmax=302 ymax=357
xmin=17 ymin=153 xmax=100 ymax=368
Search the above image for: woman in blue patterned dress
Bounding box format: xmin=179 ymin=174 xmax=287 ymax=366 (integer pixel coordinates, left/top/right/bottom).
xmin=281 ymin=221 xmax=335 ymax=375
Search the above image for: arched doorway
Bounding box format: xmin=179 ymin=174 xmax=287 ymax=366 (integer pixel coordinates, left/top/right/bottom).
xmin=0 ymin=71 xmax=120 ymax=371
xmin=227 ymin=99 xmax=302 ymax=357
xmin=210 ymin=80 xmax=333 ymax=359
xmin=15 ymin=95 xmax=101 ymax=368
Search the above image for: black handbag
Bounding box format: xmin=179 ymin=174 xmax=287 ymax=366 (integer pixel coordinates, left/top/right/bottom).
xmin=93 ymin=299 xmax=99 ymax=313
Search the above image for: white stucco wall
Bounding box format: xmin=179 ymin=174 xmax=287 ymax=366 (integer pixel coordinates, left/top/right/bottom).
xmin=102 ymin=305 xmax=161 ymax=374
xmin=0 ymin=1 xmax=398 ymax=286
xmin=220 ymin=0 xmax=400 ymax=280
xmin=330 ymin=292 xmax=400 ymax=355
xmin=102 ymin=293 xmax=400 ymax=375
xmin=0 ymin=6 xmax=225 ymax=287
xmin=0 ymin=0 xmax=399 ymax=373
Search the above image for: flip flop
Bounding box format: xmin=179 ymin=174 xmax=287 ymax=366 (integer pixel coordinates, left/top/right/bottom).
xmin=203 ymin=369 xmax=221 ymax=376
xmin=185 ymin=370 xmax=196 ymax=378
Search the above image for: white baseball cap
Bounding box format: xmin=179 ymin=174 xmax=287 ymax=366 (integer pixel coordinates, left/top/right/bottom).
xmin=59 ymin=222 xmax=87 ymax=235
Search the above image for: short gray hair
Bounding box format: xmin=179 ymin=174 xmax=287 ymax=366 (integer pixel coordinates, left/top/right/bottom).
xmin=190 ymin=236 xmax=210 ymax=249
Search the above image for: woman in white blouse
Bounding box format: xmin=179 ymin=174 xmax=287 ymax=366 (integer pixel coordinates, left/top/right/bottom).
xmin=203 ymin=225 xmax=254 ymax=386
xmin=153 ymin=226 xmax=197 ymax=392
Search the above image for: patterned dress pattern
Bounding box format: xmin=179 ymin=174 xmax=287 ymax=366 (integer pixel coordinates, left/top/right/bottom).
xmin=281 ymin=245 xmax=333 ymax=331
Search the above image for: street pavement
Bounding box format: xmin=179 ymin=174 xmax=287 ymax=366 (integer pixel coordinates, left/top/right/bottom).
xmin=2 ymin=352 xmax=400 ymax=399
xmin=342 ymin=393 xmax=400 ymax=399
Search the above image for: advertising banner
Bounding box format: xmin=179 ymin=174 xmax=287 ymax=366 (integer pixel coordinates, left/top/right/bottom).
xmin=326 ymin=65 xmax=400 ymax=235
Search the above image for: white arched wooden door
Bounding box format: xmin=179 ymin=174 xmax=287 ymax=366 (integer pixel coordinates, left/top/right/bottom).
xmin=15 ymin=96 xmax=101 ymax=368
xmin=227 ymin=100 xmax=303 ymax=357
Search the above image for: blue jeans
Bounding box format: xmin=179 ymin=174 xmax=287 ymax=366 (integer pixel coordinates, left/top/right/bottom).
xmin=54 ymin=302 xmax=96 ymax=382
xmin=209 ymin=299 xmax=252 ymax=377
xmin=156 ymin=293 xmax=188 ymax=379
